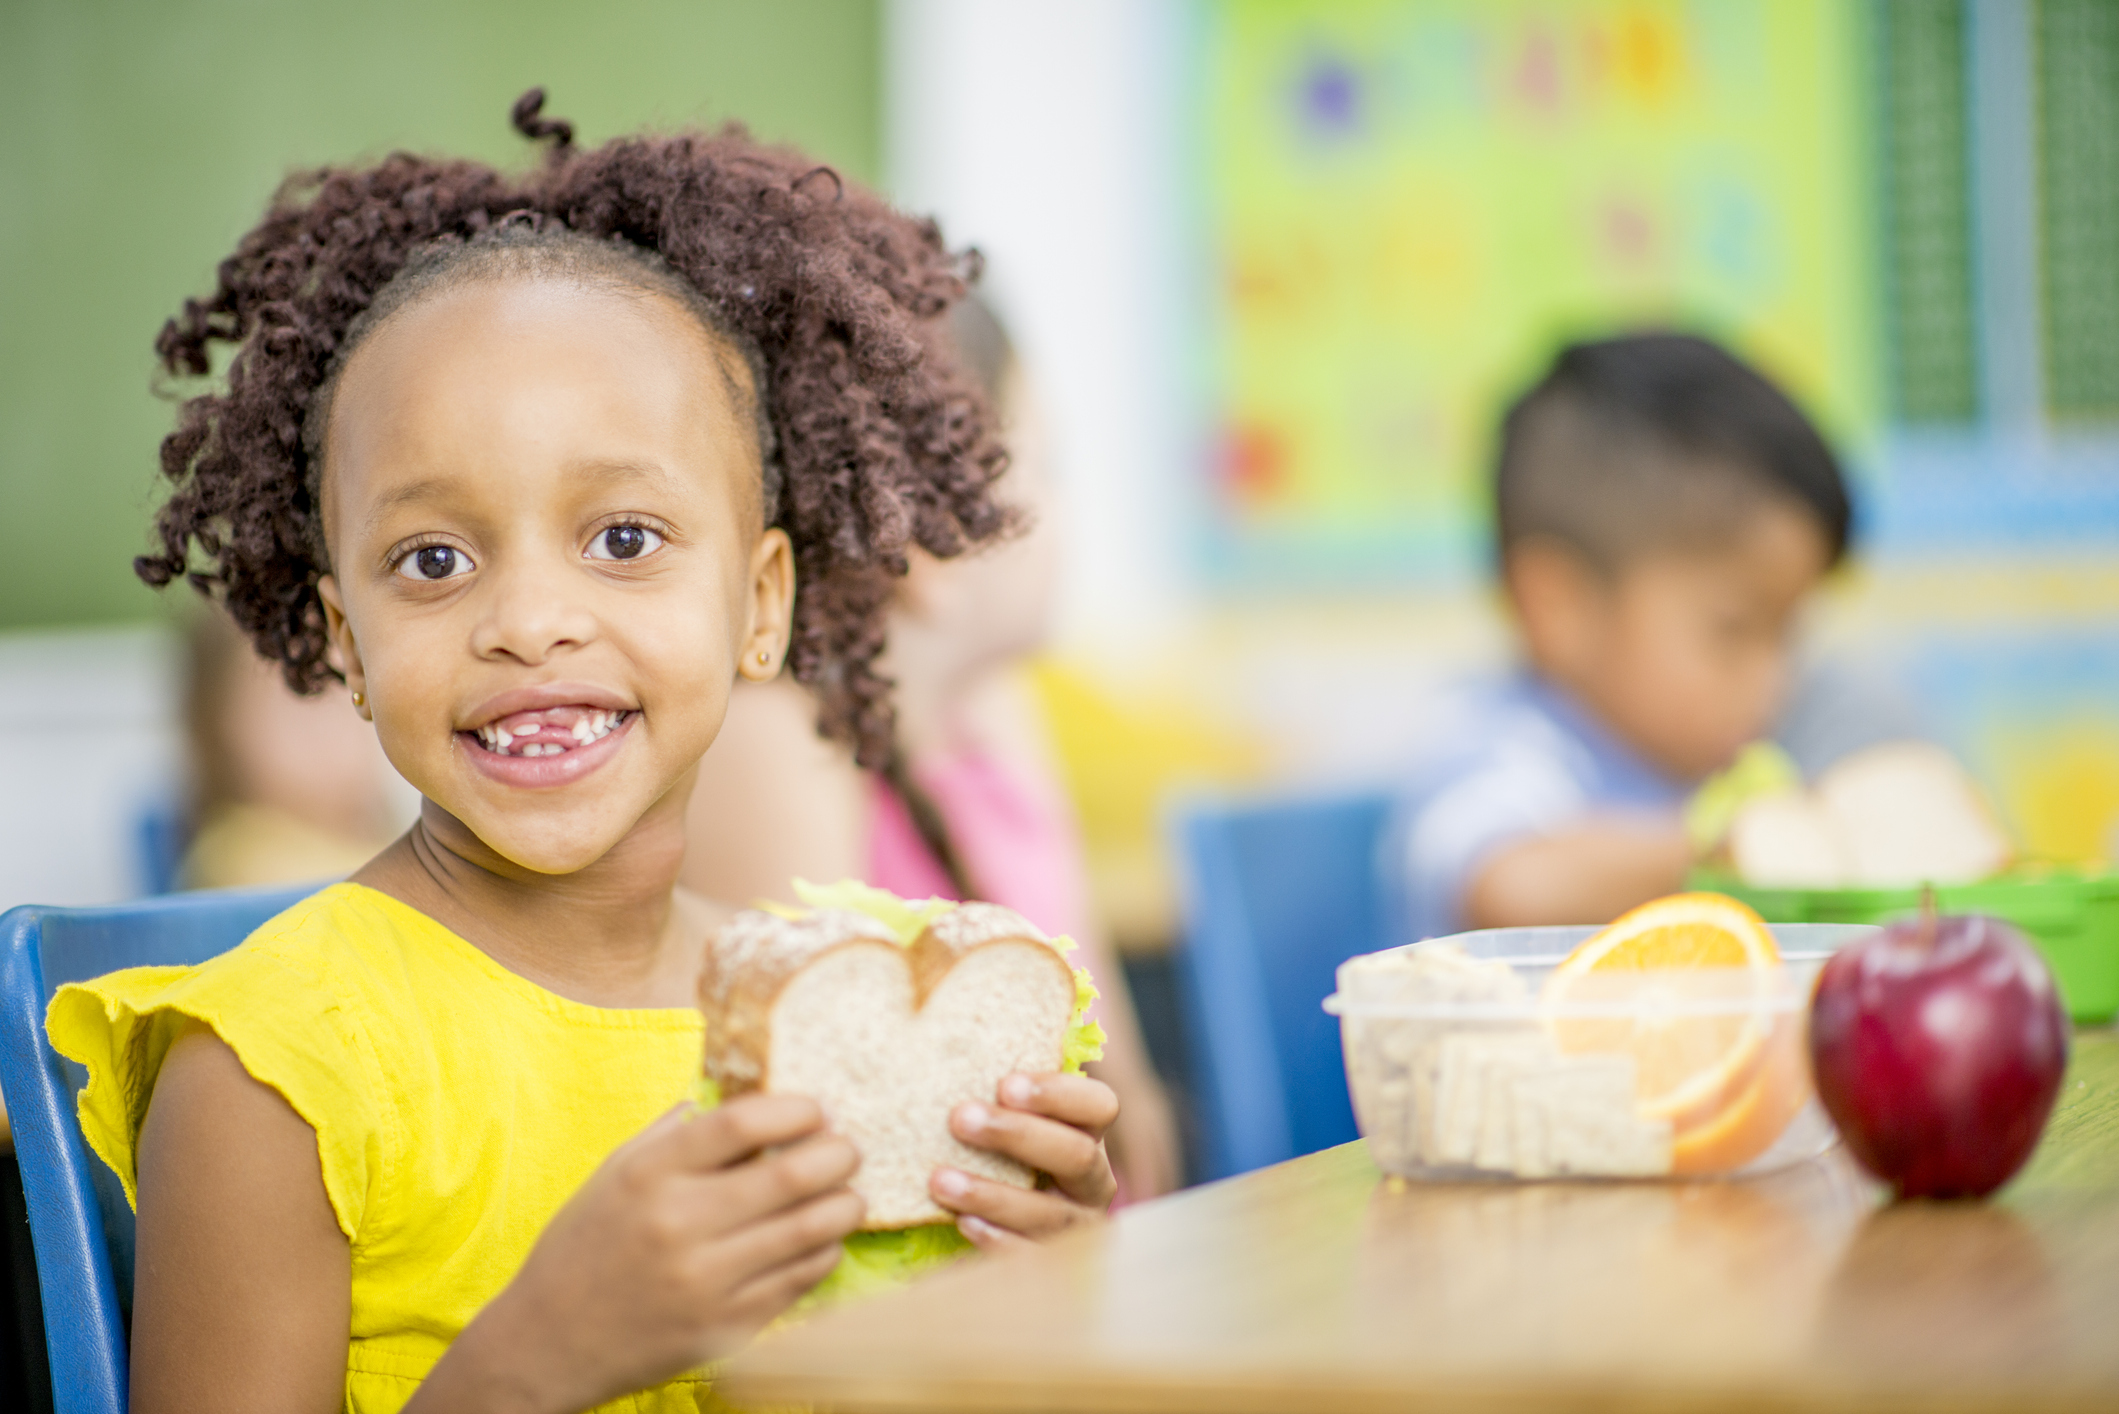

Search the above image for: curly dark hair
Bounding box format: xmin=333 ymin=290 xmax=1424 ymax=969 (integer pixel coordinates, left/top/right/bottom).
xmin=138 ymin=89 xmax=1009 ymax=767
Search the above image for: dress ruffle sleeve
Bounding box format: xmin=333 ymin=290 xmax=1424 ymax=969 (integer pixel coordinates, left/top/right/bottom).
xmin=46 ymin=930 xmax=385 ymax=1244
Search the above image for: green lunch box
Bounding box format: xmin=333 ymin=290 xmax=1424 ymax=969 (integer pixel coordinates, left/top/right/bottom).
xmin=1689 ymin=868 xmax=2119 ymax=1025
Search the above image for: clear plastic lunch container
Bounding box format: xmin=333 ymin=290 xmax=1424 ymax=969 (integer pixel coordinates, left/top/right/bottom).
xmin=1324 ymin=924 xmax=1876 ymax=1182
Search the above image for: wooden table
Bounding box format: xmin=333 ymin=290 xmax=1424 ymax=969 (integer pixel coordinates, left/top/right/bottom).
xmin=721 ymin=1035 xmax=2119 ymax=1413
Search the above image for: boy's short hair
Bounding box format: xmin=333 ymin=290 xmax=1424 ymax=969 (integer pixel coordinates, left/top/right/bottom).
xmin=1494 ymin=333 xmax=1851 ymax=571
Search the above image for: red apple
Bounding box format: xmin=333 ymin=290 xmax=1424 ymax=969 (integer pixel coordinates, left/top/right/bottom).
xmin=1809 ymin=908 xmax=2069 ymax=1198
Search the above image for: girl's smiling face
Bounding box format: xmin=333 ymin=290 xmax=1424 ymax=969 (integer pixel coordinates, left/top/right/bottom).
xmin=315 ymin=274 xmax=792 ymax=875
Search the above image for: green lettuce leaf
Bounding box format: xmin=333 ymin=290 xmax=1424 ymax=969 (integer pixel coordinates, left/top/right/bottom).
xmin=1062 ymin=964 xmax=1106 ymax=1074
xmin=793 ymin=1223 xmax=975 ymax=1314
xmin=1686 ymin=741 xmax=1802 ymax=851
xmin=792 ymin=877 xmax=956 ymax=945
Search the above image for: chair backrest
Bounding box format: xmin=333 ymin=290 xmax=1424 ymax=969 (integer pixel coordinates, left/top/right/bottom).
xmin=0 ymin=887 xmax=309 ymax=1414
xmin=1172 ymin=791 xmax=1397 ymax=1180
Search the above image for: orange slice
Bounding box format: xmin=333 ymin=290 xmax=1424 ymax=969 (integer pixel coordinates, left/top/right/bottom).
xmin=1541 ymin=893 xmax=1783 ymax=1163
xmin=1667 ymin=1010 xmax=1808 ymax=1173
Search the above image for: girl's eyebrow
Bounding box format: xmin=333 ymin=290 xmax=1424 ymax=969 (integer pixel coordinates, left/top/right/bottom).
xmin=363 ymin=477 xmax=453 ymax=529
xmin=361 ymin=461 xmax=682 ymax=535
xmin=566 ymin=458 xmax=680 ymax=491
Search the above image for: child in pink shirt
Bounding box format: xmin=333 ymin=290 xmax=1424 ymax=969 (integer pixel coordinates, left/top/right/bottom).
xmin=686 ymin=298 xmax=1180 ymax=1199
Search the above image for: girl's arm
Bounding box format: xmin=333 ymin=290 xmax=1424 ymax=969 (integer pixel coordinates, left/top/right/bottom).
xmin=133 ymin=1026 xmax=864 ymax=1414
xmin=962 ymin=671 xmax=1183 ymax=1199
xmin=408 ymin=1097 xmax=860 ymax=1414
xmin=1462 ymin=819 xmax=1695 ymax=929
xmin=1072 ymin=927 xmax=1182 ymax=1199
xmin=132 ymin=1024 xmax=351 ymax=1414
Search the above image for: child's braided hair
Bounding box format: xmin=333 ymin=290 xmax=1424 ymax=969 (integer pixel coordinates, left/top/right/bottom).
xmin=138 ymin=90 xmax=1010 ymax=768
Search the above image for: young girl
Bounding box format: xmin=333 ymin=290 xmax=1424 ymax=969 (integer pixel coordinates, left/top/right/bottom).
xmin=47 ymin=93 xmax=1119 ymax=1413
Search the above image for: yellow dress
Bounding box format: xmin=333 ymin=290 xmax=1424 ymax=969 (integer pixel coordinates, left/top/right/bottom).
xmin=46 ymin=882 xmax=719 ymax=1413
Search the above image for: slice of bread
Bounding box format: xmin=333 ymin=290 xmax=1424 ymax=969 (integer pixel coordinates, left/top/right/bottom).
xmin=698 ymin=902 xmax=1077 ymax=1228
xmin=1729 ymin=789 xmax=1847 ymax=888
xmin=1727 ymin=740 xmax=2013 ymax=890
xmin=1814 ymin=741 xmax=2011 ymax=888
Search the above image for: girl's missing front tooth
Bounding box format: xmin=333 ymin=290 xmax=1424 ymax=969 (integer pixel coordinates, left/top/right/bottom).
xmin=474 ymin=709 xmax=622 ymax=757
xmin=44 ymin=90 xmax=1118 ymax=1414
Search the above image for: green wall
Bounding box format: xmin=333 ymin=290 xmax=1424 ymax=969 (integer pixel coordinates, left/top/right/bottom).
xmin=0 ymin=0 xmax=880 ymax=630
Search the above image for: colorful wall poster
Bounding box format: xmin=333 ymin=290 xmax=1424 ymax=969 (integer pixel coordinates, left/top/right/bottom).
xmin=1197 ymin=0 xmax=1877 ymax=584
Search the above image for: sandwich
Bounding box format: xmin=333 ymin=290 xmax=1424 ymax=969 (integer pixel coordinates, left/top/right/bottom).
xmin=1719 ymin=741 xmax=2012 ymax=890
xmin=696 ymin=880 xmax=1104 ymax=1259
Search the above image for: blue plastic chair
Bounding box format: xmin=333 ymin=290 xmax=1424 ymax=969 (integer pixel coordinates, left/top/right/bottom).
xmin=0 ymin=886 xmax=309 ymax=1414
xmin=132 ymin=804 xmax=189 ymax=900
xmin=1171 ymin=791 xmax=1398 ymax=1181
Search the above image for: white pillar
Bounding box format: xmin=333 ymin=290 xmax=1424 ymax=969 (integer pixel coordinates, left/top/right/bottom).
xmin=884 ymin=0 xmax=1193 ymax=663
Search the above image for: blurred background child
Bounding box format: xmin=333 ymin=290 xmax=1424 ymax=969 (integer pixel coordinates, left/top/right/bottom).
xmin=179 ymin=610 xmax=407 ymax=890
xmin=1391 ymin=333 xmax=1862 ymax=936
xmin=685 ymin=296 xmax=1183 ymax=1199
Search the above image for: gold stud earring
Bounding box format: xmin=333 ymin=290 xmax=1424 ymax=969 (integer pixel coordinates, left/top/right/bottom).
xmin=756 ymin=651 xmax=771 ymax=667
xmin=351 ymin=690 xmax=365 ymax=708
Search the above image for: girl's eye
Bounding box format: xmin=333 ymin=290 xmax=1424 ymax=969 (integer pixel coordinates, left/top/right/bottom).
xmin=588 ymin=524 xmax=664 ymax=562
xmin=396 ymin=545 xmax=471 ymax=581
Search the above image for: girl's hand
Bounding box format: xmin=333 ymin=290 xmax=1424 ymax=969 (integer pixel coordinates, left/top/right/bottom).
xmin=931 ymin=1072 xmax=1119 ymax=1253
xmin=412 ymin=1094 xmax=863 ymax=1414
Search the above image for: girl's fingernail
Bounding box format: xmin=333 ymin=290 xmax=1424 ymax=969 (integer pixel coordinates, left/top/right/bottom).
xmin=959 ymin=1102 xmax=991 ymax=1132
xmin=1000 ymin=1075 xmax=1036 ymax=1106
xmin=959 ymin=1214 xmax=998 ymax=1241
xmin=934 ymin=1168 xmax=971 ymax=1198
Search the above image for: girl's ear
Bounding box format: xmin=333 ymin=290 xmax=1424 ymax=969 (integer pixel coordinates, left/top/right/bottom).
xmin=316 ymin=575 xmax=373 ymax=720
xmin=737 ymin=528 xmax=796 ymax=682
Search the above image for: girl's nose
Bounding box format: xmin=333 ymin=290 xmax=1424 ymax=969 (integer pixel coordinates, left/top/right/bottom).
xmin=468 ymin=561 xmax=599 ymax=666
